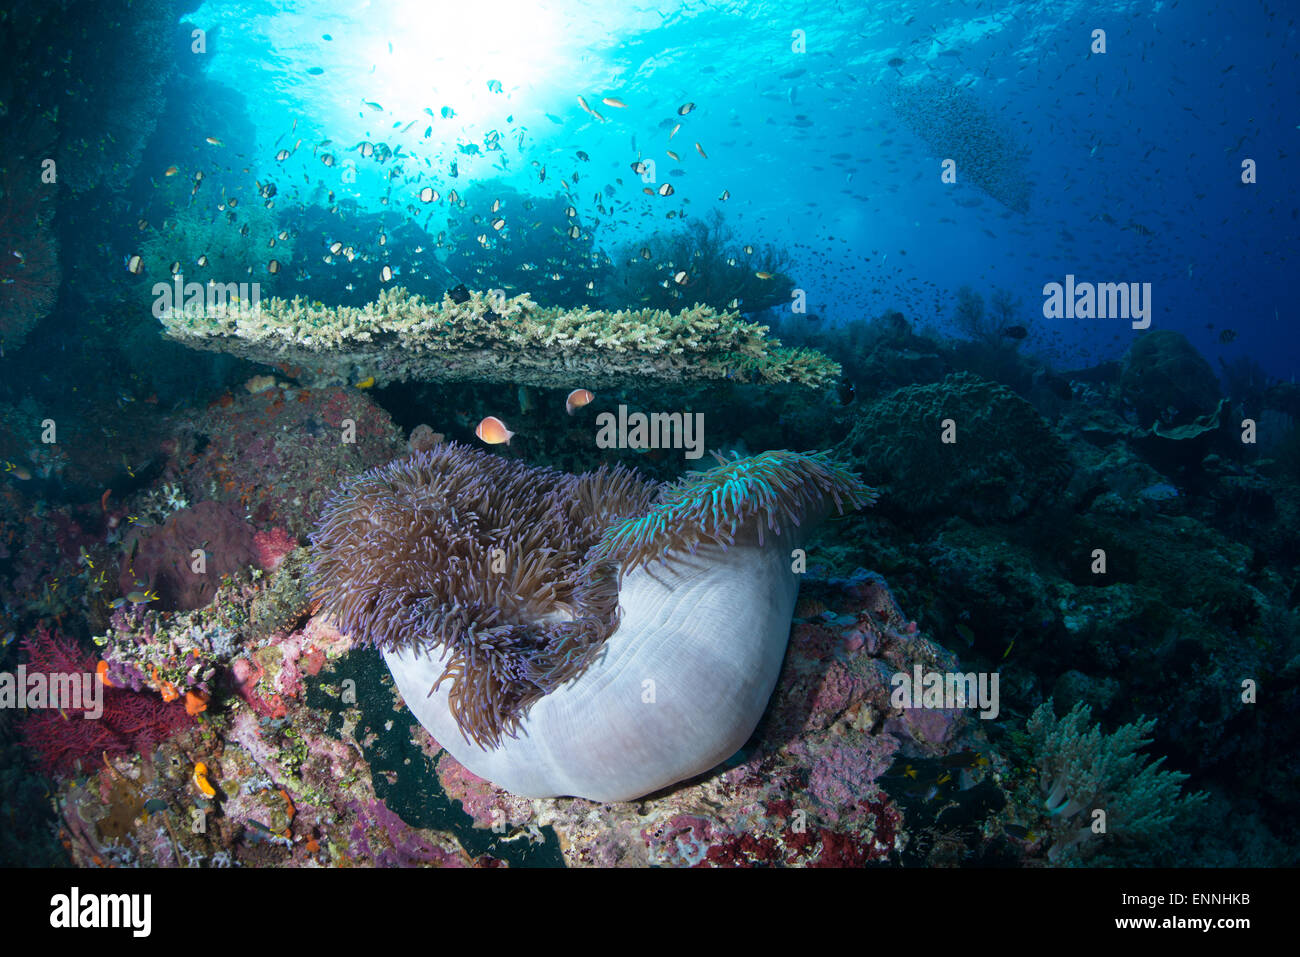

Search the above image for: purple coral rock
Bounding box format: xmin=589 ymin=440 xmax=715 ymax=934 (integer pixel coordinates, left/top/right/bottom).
xmin=805 ymin=662 xmax=858 ymax=730
xmin=885 ymin=705 xmax=963 ymax=750
xmin=118 ymin=501 xmax=256 ymax=610
xmin=436 ymin=751 xmax=531 ymax=829
xmin=807 ymin=735 xmax=898 ymax=822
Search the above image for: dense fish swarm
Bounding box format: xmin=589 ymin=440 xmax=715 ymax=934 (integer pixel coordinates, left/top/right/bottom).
xmin=889 ymin=78 xmax=1032 ymax=213
xmin=159 ymin=286 xmax=839 ymax=388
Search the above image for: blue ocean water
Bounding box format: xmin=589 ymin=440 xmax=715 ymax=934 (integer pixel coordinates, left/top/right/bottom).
xmin=187 ymin=0 xmax=1297 ymax=375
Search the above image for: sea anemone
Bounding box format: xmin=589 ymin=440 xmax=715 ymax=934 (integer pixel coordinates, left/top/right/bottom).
xmin=310 ymin=444 xmax=656 ymax=747
xmin=311 ymin=444 xmax=873 ymax=800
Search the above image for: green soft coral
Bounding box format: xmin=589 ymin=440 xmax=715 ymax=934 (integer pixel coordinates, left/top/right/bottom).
xmin=1027 ymin=700 xmax=1207 ymax=864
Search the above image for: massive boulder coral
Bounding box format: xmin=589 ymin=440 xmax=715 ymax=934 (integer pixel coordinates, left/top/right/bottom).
xmin=1119 ymin=330 xmax=1221 ymax=428
xmin=178 ymin=384 xmax=407 ymax=539
xmin=159 ymin=286 xmax=839 ymax=388
xmin=840 ymin=372 xmax=1070 ymax=522
xmin=119 ymin=501 xmax=257 ymax=611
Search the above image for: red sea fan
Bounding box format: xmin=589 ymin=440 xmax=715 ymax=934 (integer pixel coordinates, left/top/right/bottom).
xmin=18 ymin=627 xmax=193 ymax=776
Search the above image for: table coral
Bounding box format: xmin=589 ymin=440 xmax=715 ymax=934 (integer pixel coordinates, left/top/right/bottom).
xmin=160 ymin=286 xmax=839 ymax=388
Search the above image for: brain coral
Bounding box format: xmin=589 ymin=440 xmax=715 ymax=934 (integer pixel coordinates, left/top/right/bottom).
xmin=840 ymin=372 xmax=1070 ymax=522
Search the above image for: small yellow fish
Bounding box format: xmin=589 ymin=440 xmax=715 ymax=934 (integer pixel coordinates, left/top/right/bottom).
xmin=193 ymin=762 xmax=216 ymax=798
xmin=355 ymin=376 xmax=375 ymax=389
xmin=755 ymin=271 xmax=774 ymax=280
xmin=163 ymin=165 xmax=178 ymax=177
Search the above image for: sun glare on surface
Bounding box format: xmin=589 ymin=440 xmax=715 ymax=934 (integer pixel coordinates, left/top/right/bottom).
xmin=370 ymin=0 xmax=567 ymax=127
